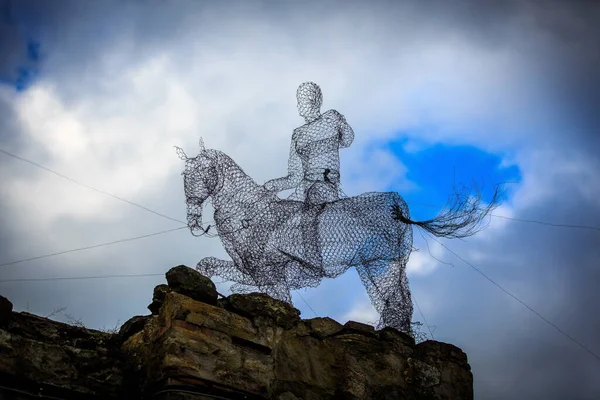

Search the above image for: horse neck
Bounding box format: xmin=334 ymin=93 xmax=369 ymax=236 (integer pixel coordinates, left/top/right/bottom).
xmin=210 ymin=154 xmax=265 ymax=211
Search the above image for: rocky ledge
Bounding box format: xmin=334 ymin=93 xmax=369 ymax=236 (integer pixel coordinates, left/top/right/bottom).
xmin=0 ymin=265 xmax=473 ymax=399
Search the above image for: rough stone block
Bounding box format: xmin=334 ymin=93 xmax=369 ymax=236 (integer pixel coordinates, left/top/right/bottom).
xmin=149 ymin=284 xmax=173 ymax=314
xmin=166 ymin=265 xmax=217 ymax=305
xmin=118 ymin=315 xmax=149 ymax=344
xmin=223 ymin=292 xmax=300 ymax=329
xmin=342 ymin=320 xmax=376 ymax=336
xmin=305 ymin=317 xmax=343 ymax=338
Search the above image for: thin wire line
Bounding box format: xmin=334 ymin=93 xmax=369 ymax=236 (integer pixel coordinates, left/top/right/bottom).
xmin=413 ymin=293 xmax=434 ymax=340
xmin=406 ymin=200 xmax=600 ymax=232
xmin=417 ymin=228 xmax=455 ymax=268
xmin=490 ymin=214 xmax=600 ymax=231
xmin=0 ymin=148 xmax=185 ymax=224
xmin=1 ymin=273 xmax=325 ymax=325
xmin=0 ymin=273 xmax=165 ymax=283
xmin=295 ymin=290 xmax=319 ymax=317
xmin=423 ymin=231 xmax=600 ymax=363
xmin=0 ymin=226 xmax=188 ymax=268
xmin=3 ymin=147 xmax=599 ymax=233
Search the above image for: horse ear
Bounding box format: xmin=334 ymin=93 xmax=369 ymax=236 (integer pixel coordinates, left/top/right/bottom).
xmin=199 ymin=137 xmax=205 ymax=152
xmin=174 ymin=146 xmax=187 ymax=160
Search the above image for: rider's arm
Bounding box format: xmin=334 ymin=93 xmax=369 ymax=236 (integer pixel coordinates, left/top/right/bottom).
xmin=264 ymin=134 xmax=302 ymax=192
xmin=334 ymin=110 xmax=354 ymax=148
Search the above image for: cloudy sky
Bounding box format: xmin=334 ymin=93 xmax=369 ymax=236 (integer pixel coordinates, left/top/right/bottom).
xmin=1 ymin=0 xmax=599 ymax=398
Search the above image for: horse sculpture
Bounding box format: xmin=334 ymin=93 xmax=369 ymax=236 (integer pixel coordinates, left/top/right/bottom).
xmin=177 ymin=139 xmax=501 ymax=334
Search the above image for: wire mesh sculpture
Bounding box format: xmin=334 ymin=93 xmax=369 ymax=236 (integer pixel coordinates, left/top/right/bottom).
xmin=176 ymin=82 xmax=501 ymax=334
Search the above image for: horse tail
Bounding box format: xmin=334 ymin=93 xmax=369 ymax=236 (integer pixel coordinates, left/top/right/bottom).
xmin=394 ymin=182 xmax=504 ymax=239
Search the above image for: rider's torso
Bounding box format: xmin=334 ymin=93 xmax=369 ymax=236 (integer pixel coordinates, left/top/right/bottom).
xmin=293 ymin=109 xmax=341 ymax=183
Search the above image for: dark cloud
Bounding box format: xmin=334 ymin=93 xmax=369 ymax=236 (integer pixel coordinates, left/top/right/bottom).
xmin=442 ymin=0 xmax=600 ymax=154
xmin=0 ymin=1 xmax=26 ymax=83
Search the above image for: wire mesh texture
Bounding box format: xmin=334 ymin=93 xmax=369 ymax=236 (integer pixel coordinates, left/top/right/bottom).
xmin=176 ymin=82 xmax=501 ymax=334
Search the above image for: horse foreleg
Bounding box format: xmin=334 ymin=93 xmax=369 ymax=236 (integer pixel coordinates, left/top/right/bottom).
xmin=197 ymin=257 xmax=292 ymax=303
xmin=196 ymin=257 xmax=255 ymax=286
xmin=355 ymin=259 xmax=413 ymax=334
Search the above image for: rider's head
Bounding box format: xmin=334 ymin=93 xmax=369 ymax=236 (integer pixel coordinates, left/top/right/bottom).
xmin=297 ymin=82 xmax=322 ymax=119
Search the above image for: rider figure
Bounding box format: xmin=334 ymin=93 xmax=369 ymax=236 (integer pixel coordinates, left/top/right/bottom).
xmin=264 ymin=82 xmax=355 ymax=272
xmin=264 ymin=82 xmax=354 ymax=204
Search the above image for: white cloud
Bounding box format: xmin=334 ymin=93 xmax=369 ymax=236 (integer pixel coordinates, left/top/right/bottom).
xmin=513 ymin=148 xmax=600 ymax=211
xmin=406 ymin=243 xmax=445 ymax=276
xmin=343 ymin=147 xmax=416 ymax=195
xmin=2 ymin=7 xmax=539 ymax=254
xmin=341 ymin=300 xmax=379 ymax=326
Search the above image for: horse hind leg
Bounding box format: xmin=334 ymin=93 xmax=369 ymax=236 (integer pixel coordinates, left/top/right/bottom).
xmin=355 ymin=259 xmax=413 ymax=334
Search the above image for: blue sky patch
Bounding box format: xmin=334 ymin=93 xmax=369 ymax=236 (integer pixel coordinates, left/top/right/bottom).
xmin=386 ymin=140 xmax=521 ymax=221
xmin=1 ymin=39 xmax=42 ymax=92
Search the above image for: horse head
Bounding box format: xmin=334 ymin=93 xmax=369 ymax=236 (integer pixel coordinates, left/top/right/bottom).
xmin=176 ymin=138 xmax=221 ymax=237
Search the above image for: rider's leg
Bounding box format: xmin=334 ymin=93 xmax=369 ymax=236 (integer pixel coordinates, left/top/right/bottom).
xmin=299 ymin=203 xmax=325 ymax=276
xmin=299 ymin=181 xmax=339 ymax=275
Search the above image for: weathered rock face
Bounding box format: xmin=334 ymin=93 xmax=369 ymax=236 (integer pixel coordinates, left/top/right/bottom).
xmin=0 ymin=266 xmax=473 ymax=399
xmin=0 ymin=300 xmax=124 ymax=399
xmin=0 ymin=294 xmax=12 ymax=327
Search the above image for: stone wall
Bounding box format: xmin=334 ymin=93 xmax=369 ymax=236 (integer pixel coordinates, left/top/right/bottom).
xmin=0 ymin=265 xmax=473 ymax=399
xmin=0 ymin=295 xmax=124 ymax=399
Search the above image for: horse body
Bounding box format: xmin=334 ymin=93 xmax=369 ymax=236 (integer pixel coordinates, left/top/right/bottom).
xmin=182 ymin=148 xmax=414 ymax=332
